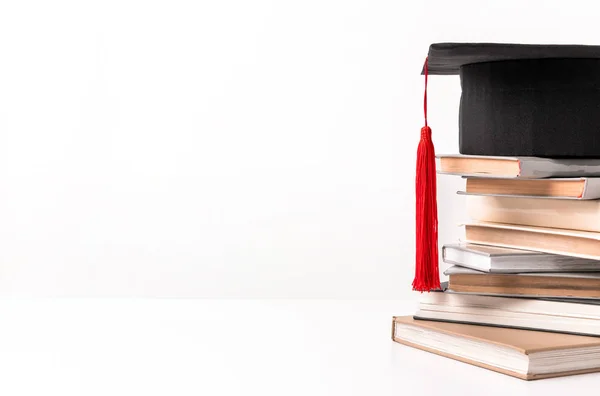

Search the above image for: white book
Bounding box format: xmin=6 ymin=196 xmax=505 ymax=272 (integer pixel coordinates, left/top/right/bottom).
xmin=437 ymin=154 xmax=600 ymax=179
xmin=416 ymin=292 xmax=600 ymax=336
xmin=442 ymin=243 xmax=600 ymax=273
xmin=444 ymin=265 xmax=600 ymax=278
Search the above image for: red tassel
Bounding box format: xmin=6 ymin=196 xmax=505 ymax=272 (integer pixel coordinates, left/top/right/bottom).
xmin=412 ymin=57 xmax=440 ymax=292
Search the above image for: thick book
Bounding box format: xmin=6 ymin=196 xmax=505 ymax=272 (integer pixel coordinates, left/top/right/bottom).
xmin=460 ymin=177 xmax=600 ymax=199
xmin=392 ymin=316 xmax=600 ymax=380
xmin=467 ymin=195 xmax=600 ymax=233
xmin=437 ymin=155 xmax=600 ymax=178
xmin=464 ymin=222 xmax=600 ymax=260
xmin=415 ymin=292 xmax=600 ymax=337
xmin=442 ymin=243 xmax=600 ymax=273
xmin=444 ymin=266 xmax=600 ymax=298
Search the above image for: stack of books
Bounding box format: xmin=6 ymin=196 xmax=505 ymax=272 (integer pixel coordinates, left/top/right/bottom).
xmin=393 ymin=154 xmax=600 ymax=380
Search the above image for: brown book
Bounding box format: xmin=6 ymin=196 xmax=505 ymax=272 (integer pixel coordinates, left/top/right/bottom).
xmin=437 ymin=155 xmax=600 ymax=178
xmin=447 ymin=270 xmax=600 ymax=298
xmin=439 ymin=155 xmax=522 ymax=177
xmin=465 ymin=222 xmax=600 ymax=259
xmin=392 ymin=316 xmax=600 ymax=380
xmin=464 ymin=177 xmax=600 ymax=199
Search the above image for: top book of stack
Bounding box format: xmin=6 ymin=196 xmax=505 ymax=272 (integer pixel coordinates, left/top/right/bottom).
xmin=437 ymin=155 xmax=600 ymax=179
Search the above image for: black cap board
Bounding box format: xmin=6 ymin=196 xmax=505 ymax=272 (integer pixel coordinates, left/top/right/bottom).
xmin=422 ymin=43 xmax=600 ymax=75
xmin=423 ymin=43 xmax=600 ymax=157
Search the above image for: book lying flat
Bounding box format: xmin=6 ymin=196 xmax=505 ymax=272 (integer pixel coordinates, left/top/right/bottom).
xmin=464 ymin=222 xmax=600 ymax=260
xmin=415 ymin=292 xmax=600 ymax=336
xmin=460 ymin=177 xmax=600 ymax=199
xmin=444 ymin=266 xmax=600 ymax=298
xmin=392 ymin=316 xmax=600 ymax=380
xmin=442 ymin=243 xmax=600 ymax=273
xmin=437 ymin=155 xmax=600 ymax=178
xmin=467 ymin=195 xmax=600 ymax=233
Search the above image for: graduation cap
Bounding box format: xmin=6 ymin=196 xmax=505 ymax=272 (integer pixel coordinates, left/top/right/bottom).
xmin=413 ymin=43 xmax=600 ymax=292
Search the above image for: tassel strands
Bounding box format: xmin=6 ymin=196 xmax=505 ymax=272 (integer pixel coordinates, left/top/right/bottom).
xmin=412 ymin=57 xmax=440 ymax=292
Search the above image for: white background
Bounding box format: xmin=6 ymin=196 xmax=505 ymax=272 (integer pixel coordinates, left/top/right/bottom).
xmin=0 ymin=0 xmax=595 ymax=297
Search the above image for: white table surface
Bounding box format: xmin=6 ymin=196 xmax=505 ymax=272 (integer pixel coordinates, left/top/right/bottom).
xmin=0 ymin=299 xmax=598 ymax=395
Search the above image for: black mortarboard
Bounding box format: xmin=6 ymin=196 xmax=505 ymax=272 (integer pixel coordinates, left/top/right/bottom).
xmin=413 ymin=43 xmax=600 ymax=292
xmin=425 ymin=43 xmax=600 ymax=158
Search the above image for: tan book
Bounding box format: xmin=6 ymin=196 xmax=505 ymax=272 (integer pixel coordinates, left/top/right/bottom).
xmin=464 ymin=222 xmax=600 ymax=259
xmin=446 ymin=269 xmax=600 ymax=298
xmin=463 ymin=177 xmax=600 ymax=199
xmin=467 ymin=195 xmax=600 ymax=232
xmin=392 ymin=316 xmax=600 ymax=380
xmin=437 ymin=155 xmax=600 ymax=178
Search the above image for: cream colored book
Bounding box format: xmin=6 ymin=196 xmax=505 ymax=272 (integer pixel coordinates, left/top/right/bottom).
xmin=415 ymin=292 xmax=600 ymax=336
xmin=437 ymin=155 xmax=600 ymax=178
xmin=460 ymin=177 xmax=600 ymax=199
xmin=464 ymin=222 xmax=600 ymax=259
xmin=392 ymin=316 xmax=600 ymax=380
xmin=467 ymin=195 xmax=600 ymax=232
